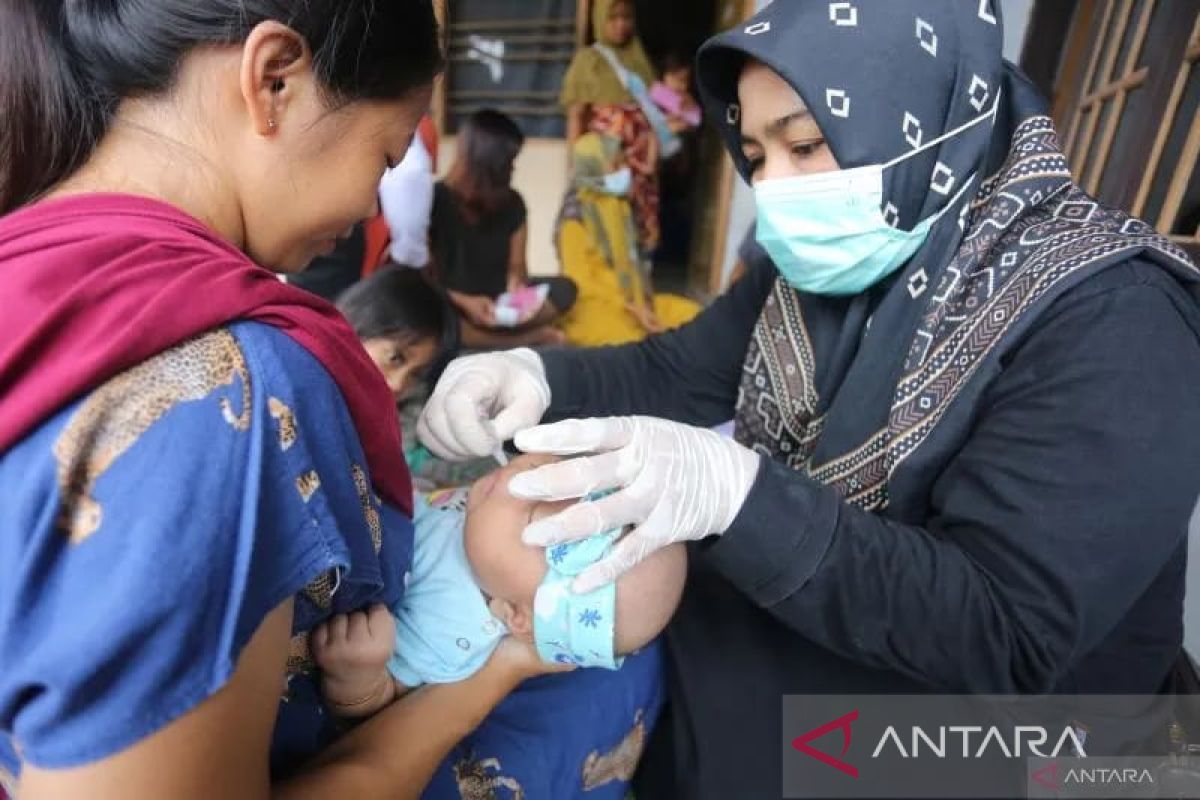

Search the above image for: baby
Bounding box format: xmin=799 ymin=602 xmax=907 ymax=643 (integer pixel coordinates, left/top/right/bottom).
xmin=311 ymin=453 xmax=687 ymax=716
xmin=651 ymin=55 xmax=701 ymax=134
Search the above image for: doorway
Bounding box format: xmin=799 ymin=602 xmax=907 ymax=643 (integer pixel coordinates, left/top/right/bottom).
xmin=632 ymin=0 xmax=720 ymax=295
xmin=581 ymin=0 xmax=753 ymax=297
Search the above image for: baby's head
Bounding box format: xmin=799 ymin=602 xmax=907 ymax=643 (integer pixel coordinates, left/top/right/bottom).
xmin=463 ymin=454 xmax=686 ymax=658
xmin=661 ymin=51 xmax=692 ymax=95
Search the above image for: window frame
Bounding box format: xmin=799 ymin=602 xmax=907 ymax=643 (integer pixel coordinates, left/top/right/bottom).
xmin=1030 ymin=0 xmax=1200 ymax=260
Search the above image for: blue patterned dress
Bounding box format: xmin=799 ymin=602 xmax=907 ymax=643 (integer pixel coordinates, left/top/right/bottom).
xmin=0 ymin=322 xmax=414 ymax=781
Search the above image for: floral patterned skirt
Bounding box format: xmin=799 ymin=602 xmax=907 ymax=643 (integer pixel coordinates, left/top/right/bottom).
xmin=589 ymin=104 xmax=660 ymax=253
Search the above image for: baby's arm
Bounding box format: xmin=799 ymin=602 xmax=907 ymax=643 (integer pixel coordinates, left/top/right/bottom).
xmin=311 ymin=604 xmax=409 ymax=718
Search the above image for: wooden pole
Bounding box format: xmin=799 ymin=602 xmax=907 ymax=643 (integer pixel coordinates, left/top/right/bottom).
xmin=577 ymin=0 xmax=592 ymax=46
xmin=433 ymin=0 xmax=448 ymax=134
xmin=704 ymin=0 xmax=757 ymax=295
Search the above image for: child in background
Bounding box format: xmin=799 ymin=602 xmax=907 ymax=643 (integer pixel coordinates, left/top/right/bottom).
xmin=652 ymin=51 xmax=704 ymax=271
xmin=337 ymin=266 xmax=448 ymax=404
xmin=651 ymin=52 xmax=702 ymax=134
xmin=311 ymin=453 xmax=682 ymax=798
xmin=338 ymin=267 xmax=494 ymax=490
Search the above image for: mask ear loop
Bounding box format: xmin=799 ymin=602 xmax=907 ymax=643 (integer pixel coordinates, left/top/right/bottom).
xmin=877 ymin=88 xmax=1001 ymax=227
xmin=882 ymin=86 xmax=1003 ymax=171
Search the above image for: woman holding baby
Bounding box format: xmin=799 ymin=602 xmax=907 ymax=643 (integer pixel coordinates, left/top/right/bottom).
xmin=422 ymin=1 xmax=1200 ymax=797
xmin=563 ymin=0 xmax=673 ymax=252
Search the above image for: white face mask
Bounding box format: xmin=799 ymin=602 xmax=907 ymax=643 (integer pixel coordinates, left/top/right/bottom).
xmin=602 ymin=166 xmax=634 ymax=197
xmin=755 ymin=90 xmax=1000 ymax=296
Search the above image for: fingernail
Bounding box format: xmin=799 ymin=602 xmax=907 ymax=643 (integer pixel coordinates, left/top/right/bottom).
xmin=508 ymin=472 xmax=550 ymax=499
xmin=522 ymin=521 xmax=554 ymax=546
xmin=514 ymin=428 xmax=564 ymax=453
xmin=512 ymin=429 xmax=543 ymax=450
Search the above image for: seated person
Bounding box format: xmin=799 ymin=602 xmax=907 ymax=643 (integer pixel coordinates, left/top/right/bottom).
xmin=311 ymin=454 xmax=684 ymax=798
xmin=555 ymin=133 xmax=702 ymax=347
xmin=337 ymin=267 xmax=495 ymax=490
xmin=430 ymin=109 xmax=578 ymax=350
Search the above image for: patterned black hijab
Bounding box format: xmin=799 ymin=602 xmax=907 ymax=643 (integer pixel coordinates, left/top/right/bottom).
xmin=694 ymin=0 xmax=1199 ymax=511
xmin=698 ymin=0 xmax=1007 ymax=231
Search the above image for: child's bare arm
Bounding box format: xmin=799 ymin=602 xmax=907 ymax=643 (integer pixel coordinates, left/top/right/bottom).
xmin=311 ymin=605 xmax=401 ymax=718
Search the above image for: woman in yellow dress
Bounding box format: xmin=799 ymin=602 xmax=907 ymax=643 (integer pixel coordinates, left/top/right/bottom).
xmin=555 ymin=133 xmax=700 ymax=347
xmin=560 ymin=0 xmax=677 ymax=251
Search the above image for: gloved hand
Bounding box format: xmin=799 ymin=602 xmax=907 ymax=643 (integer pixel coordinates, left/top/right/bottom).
xmin=508 ymin=416 xmax=761 ymax=593
xmin=417 ymin=348 xmax=551 ymax=460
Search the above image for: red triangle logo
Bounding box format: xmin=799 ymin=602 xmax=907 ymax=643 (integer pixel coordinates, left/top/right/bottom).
xmin=791 ymin=710 xmax=860 ymax=778
xmin=1031 ymin=761 xmax=1060 ymax=791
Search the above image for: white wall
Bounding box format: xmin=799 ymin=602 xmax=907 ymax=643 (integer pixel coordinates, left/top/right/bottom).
xmin=1002 ymin=0 xmax=1034 ymax=62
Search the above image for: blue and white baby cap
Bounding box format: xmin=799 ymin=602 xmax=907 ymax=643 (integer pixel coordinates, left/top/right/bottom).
xmin=533 ymin=508 xmax=624 ymax=670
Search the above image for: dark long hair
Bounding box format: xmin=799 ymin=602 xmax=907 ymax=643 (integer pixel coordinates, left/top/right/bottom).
xmin=445 ymin=109 xmax=524 ymax=224
xmin=0 ymin=0 xmax=443 ymax=213
xmin=337 ymin=266 xmax=459 ymax=383
xmin=337 ymin=266 xmax=446 ymax=344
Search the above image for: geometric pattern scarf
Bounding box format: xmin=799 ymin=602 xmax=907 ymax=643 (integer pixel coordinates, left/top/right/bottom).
xmin=735 ymin=114 xmax=1199 ymax=511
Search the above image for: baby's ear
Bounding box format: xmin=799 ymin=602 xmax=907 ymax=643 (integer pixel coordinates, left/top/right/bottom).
xmin=487 ymin=596 xmax=534 ymax=643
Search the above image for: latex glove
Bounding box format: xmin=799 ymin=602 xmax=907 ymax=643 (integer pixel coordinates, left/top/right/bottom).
xmin=508 ymin=416 xmax=761 ymax=593
xmin=417 ymin=348 xmax=551 ymax=460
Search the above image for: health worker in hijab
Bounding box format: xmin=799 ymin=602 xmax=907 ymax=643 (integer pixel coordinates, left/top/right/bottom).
xmin=419 ymin=3 xmax=1200 ymax=795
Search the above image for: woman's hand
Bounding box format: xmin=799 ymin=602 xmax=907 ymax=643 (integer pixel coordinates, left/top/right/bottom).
xmin=311 ymin=605 xmax=397 ymax=715
xmin=458 ymin=296 xmax=496 ymax=331
xmin=455 ymin=293 xmax=497 ymax=329
xmin=628 ymin=153 xmax=654 ymax=176
xmin=645 ymin=132 xmax=661 ymax=173
xmin=507 ymin=416 xmax=761 ymax=593
xmin=625 ymin=300 xmax=664 ymax=334
xmin=489 ymin=636 xmax=576 ymax=682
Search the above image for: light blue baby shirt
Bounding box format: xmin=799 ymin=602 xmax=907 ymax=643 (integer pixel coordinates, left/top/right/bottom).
xmin=387 ymin=490 xmax=506 ymax=687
